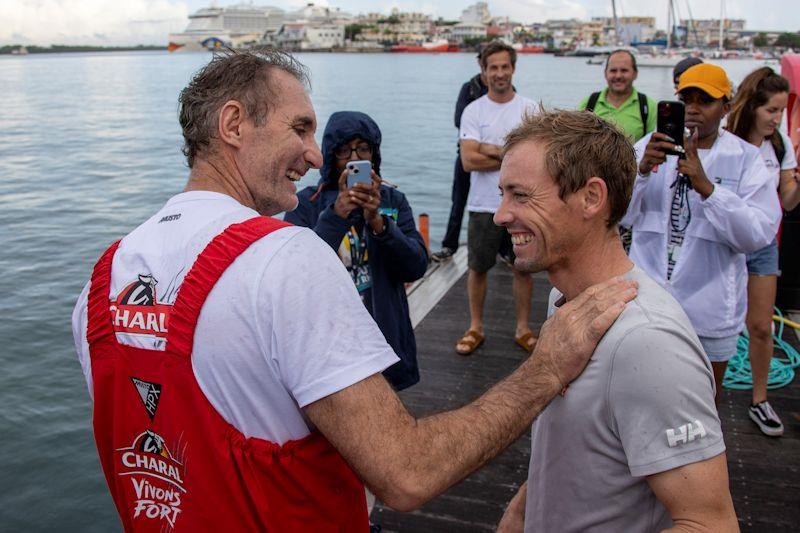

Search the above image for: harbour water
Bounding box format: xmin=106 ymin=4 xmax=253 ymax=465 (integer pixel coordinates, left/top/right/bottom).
xmin=0 ymin=51 xmax=770 ymax=530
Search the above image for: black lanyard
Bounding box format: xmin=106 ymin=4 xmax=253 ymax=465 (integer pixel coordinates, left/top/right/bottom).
xmin=669 ymin=155 xmax=692 ymax=233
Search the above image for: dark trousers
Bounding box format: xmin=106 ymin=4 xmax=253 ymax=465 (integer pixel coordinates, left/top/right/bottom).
xmin=442 ymin=154 xmax=471 ymax=250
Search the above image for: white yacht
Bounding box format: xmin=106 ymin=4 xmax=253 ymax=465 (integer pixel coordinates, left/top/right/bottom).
xmin=168 ymin=3 xmax=285 ymax=51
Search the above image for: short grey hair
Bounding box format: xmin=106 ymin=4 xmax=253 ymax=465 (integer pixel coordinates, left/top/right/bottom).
xmin=178 ymin=47 xmax=309 ymax=167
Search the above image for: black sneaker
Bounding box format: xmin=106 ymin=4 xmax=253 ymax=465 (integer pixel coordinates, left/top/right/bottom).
xmin=431 ymin=247 xmax=455 ymax=262
xmin=748 ymin=401 xmax=784 ymax=437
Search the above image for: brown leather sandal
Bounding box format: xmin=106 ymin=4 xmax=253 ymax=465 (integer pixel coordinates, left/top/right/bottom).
xmin=514 ymin=332 xmax=538 ymax=353
xmin=455 ymin=330 xmax=485 ymax=356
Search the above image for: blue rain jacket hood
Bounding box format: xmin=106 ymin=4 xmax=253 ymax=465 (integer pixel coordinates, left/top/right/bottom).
xmin=319 ymin=111 xmax=382 ymax=188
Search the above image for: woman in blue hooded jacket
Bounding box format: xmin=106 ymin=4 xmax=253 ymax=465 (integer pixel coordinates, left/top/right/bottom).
xmin=285 ymin=111 xmax=428 ymax=390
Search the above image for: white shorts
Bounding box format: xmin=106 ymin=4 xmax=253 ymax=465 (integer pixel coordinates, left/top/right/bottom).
xmin=698 ymin=334 xmax=739 ymax=363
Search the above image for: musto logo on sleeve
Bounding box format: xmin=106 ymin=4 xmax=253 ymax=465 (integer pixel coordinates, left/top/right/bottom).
xmin=110 ymin=274 xmax=173 ymax=344
xmin=115 ymin=430 xmax=187 ymax=528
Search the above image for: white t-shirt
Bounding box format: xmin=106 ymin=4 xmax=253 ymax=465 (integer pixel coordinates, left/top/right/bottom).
xmin=758 ymin=130 xmax=797 ymax=188
xmin=72 ymin=191 xmax=398 ymax=445
xmin=459 ymin=94 xmax=538 ymax=213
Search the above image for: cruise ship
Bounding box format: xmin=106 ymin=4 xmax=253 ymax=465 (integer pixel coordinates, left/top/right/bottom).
xmin=168 ymin=3 xmax=285 ymax=51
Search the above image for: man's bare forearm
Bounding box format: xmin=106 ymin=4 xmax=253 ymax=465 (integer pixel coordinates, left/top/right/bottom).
xmin=461 ymin=151 xmax=502 ymax=172
xmin=478 ymin=142 xmax=504 ymax=160
xmin=461 ymin=146 xmax=502 ymax=172
xmin=409 ymin=358 xmax=558 ymax=494
xmin=305 ymin=356 xmax=559 ymax=511
xmin=497 ymin=481 xmax=527 ymax=532
xmin=305 ymin=277 xmax=636 ymax=512
xmin=660 ymin=517 xmax=739 ymax=533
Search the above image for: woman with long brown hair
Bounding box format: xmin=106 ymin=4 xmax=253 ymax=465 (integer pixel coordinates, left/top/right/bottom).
xmin=727 ymin=66 xmax=800 ymax=436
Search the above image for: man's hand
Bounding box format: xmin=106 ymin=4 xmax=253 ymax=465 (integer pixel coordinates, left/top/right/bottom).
xmin=497 ymin=482 xmax=527 ymax=533
xmin=639 ymin=132 xmax=677 ymax=175
xmin=535 ymin=276 xmax=638 ymax=389
xmin=677 ymin=129 xmax=714 ymax=199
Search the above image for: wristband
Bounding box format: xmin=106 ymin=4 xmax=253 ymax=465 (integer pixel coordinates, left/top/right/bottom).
xmin=371 ymin=215 xmax=389 ymax=236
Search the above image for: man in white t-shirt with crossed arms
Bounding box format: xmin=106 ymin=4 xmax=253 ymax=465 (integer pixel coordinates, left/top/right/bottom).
xmin=456 ymin=41 xmax=539 ymax=356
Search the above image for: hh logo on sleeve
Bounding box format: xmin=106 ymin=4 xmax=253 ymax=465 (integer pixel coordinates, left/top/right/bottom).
xmin=666 ymin=420 xmax=707 ymax=447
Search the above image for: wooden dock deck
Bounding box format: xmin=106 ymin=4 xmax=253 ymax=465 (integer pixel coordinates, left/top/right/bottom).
xmin=370 ymin=260 xmax=800 ymax=532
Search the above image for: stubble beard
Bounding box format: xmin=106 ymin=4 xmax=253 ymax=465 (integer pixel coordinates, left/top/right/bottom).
xmin=513 ymin=252 xmax=548 ymax=275
xmin=253 ymin=161 xmax=298 ymax=216
xmin=492 ymin=82 xmax=511 ymax=95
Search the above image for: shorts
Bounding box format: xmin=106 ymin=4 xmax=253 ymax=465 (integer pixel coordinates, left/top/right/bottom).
xmin=745 ymin=239 xmax=780 ymax=276
xmin=467 ymin=211 xmax=513 ymax=273
xmin=698 ymin=334 xmax=739 ymax=363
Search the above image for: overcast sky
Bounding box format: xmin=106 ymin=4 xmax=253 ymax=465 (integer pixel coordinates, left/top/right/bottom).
xmin=2 ymin=0 xmax=798 ymax=46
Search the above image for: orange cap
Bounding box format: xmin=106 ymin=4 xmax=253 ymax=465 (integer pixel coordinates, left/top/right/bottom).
xmin=676 ymin=63 xmax=731 ymax=99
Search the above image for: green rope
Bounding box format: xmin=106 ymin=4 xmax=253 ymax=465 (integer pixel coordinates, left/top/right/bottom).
xmin=723 ymin=308 xmax=800 ymax=390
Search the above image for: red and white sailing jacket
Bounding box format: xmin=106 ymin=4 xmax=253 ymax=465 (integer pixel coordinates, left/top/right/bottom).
xmin=87 ymin=217 xmax=369 ymax=532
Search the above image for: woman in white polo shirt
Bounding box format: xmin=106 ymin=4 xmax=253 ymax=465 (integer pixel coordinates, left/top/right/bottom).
xmin=623 ymin=64 xmax=782 ymax=405
xmin=726 ymin=67 xmax=800 ymax=436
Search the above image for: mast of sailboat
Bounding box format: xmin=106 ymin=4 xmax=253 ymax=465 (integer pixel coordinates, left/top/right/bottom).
xmin=666 ymin=0 xmax=672 ymax=50
xmin=718 ymin=0 xmax=725 ymax=51
xmin=611 ymin=0 xmax=622 ymax=46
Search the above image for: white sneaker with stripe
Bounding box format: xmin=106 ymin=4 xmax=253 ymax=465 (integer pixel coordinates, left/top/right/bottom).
xmin=748 ymin=401 xmax=784 ymax=437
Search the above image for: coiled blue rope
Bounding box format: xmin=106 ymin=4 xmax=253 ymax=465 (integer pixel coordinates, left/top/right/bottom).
xmin=723 ymin=308 xmax=800 ymax=390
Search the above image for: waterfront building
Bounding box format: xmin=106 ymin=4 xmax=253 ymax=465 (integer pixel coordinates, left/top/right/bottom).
xmin=543 ymin=19 xmax=583 ymax=49
xmin=264 ymin=21 xmax=345 ymax=51
xmin=486 ymin=17 xmax=515 ymax=43
xmin=461 ymin=2 xmax=492 ymax=25
xmin=681 ymin=18 xmax=746 ymax=47
xmin=452 ymin=22 xmax=488 ymax=44
xmin=357 ymin=9 xmax=433 ymax=44
xmin=286 ymin=3 xmax=353 ymax=24
xmin=591 ymin=16 xmax=657 ymax=45
xmin=261 ymin=3 xmax=350 ymax=51
xmin=449 ymin=2 xmax=491 ymax=44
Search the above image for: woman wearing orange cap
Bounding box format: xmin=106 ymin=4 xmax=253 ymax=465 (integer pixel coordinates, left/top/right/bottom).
xmin=725 ymin=67 xmax=799 ymax=437
xmin=623 ymin=63 xmax=783 ymax=409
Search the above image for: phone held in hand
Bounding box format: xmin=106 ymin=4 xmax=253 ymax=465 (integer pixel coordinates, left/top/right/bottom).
xmin=346 ymin=160 xmax=372 ymax=188
xmin=657 ymin=101 xmax=686 ymax=157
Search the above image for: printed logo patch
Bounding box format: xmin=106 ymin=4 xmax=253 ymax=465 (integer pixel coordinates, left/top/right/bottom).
xmin=158 ymin=213 xmax=181 ymax=223
xmin=666 ymin=420 xmax=707 ymax=448
xmin=131 ymin=377 xmax=162 ymax=421
xmin=116 ymin=430 xmax=187 ymax=528
xmin=110 ymin=274 xmax=172 ymax=339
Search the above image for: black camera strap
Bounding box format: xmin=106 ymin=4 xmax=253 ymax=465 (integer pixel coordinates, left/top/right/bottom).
xmin=669 ymin=154 xmax=692 ymax=233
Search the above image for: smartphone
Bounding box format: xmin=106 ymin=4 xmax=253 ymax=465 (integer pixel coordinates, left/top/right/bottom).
xmin=657 ymin=101 xmax=685 ymax=156
xmin=346 ymin=160 xmax=373 ymax=188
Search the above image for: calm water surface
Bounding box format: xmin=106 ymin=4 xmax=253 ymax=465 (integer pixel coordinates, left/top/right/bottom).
xmin=0 ymin=51 xmax=768 ymax=530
